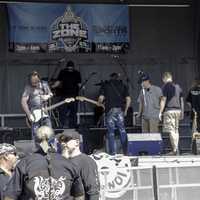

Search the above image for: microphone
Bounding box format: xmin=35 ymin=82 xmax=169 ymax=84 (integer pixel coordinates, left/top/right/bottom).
xmin=137 ymin=70 xmax=144 ymax=75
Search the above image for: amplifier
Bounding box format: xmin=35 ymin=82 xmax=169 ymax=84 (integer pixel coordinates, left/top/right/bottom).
xmin=127 ymin=133 xmax=163 ymax=156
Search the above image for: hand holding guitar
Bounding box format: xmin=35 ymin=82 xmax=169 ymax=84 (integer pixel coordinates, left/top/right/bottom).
xmin=40 ymin=94 xmax=51 ymax=101
xmin=76 ymin=96 xmax=105 ymax=110
xmin=28 ymin=114 xmax=35 ymax=122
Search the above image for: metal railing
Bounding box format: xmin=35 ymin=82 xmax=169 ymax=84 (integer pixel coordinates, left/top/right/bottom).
xmin=98 ymin=164 xmax=200 ymax=200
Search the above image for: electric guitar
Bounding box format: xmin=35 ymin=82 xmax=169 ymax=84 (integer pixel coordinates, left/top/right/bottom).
xmin=27 ymin=97 xmax=75 ymax=125
xmin=76 ymin=96 xmax=105 ymax=110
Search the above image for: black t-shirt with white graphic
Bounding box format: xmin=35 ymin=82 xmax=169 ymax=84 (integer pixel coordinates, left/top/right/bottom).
xmin=186 ymin=85 xmax=200 ymax=112
xmin=4 ymin=148 xmax=84 ymax=200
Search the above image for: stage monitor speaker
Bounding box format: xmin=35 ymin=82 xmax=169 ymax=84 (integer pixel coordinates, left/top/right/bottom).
xmin=127 ymin=133 xmax=163 ymax=156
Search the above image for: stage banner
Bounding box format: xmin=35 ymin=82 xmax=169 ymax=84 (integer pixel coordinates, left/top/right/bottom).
xmin=7 ymin=3 xmax=129 ymax=53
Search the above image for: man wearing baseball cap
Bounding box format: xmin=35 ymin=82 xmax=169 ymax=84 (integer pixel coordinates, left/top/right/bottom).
xmin=137 ymin=73 xmax=163 ymax=133
xmin=0 ymin=143 xmax=18 ymax=198
xmin=58 ymin=130 xmax=100 ymax=200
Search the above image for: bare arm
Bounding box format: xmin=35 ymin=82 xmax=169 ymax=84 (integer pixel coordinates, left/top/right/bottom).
xmin=137 ymin=101 xmax=144 ymax=117
xmin=159 ymin=97 xmax=166 ymax=114
xmin=3 ymin=197 xmax=14 ymax=200
xmin=124 ymin=96 xmax=131 ymax=116
xmin=180 ymin=97 xmax=184 ymax=119
xmin=159 ymin=96 xmax=166 ymax=120
xmin=51 ymin=80 xmax=61 ymax=89
xmin=21 ymin=96 xmax=31 ymax=117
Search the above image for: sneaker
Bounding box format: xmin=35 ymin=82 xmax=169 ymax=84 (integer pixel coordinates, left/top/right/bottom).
xmin=166 ymin=150 xmax=179 ymax=156
xmin=166 ymin=151 xmax=176 ymax=156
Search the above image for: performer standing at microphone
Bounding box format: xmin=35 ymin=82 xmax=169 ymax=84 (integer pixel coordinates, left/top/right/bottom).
xmin=21 ymin=71 xmax=53 ymax=138
xmin=51 ymin=60 xmax=81 ymax=128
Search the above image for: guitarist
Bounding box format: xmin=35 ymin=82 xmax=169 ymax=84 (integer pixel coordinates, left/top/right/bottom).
xmin=21 ymin=71 xmax=53 ymax=139
xmin=98 ymin=73 xmax=131 ymax=155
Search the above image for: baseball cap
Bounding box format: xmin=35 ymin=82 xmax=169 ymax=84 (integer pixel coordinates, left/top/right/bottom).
xmin=0 ymin=143 xmax=17 ymax=155
xmin=141 ymin=74 xmax=150 ymax=82
xmin=57 ymin=129 xmax=80 ymax=143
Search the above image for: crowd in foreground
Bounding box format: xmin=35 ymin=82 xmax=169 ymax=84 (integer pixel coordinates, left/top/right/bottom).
xmin=0 ymin=126 xmax=100 ymax=200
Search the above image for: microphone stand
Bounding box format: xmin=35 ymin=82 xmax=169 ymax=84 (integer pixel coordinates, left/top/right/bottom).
xmin=78 ymin=72 xmax=97 ymax=125
xmin=142 ymin=84 xmax=147 ymax=106
xmin=113 ymin=56 xmax=134 ymax=93
xmin=79 ymin=72 xmax=96 ymax=91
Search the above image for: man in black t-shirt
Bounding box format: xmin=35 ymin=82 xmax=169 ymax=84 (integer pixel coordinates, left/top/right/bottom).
xmin=186 ymin=77 xmax=200 ymax=132
xmin=57 ymin=131 xmax=100 ymax=200
xmin=52 ymin=61 xmax=81 ymax=128
xmin=98 ymin=73 xmax=131 ymax=155
xmin=3 ymin=126 xmax=84 ymax=200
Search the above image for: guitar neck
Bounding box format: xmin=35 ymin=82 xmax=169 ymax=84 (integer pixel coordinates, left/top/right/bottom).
xmin=46 ymin=100 xmax=66 ymax=111
xmin=82 ymin=98 xmax=98 ymax=106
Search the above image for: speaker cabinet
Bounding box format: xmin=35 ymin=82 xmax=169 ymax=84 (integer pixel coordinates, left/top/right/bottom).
xmin=127 ymin=133 xmax=163 ymax=156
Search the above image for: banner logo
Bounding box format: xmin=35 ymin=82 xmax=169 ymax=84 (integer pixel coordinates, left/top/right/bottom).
xmin=49 ymin=6 xmax=88 ymax=52
xmin=93 ymin=153 xmax=132 ymax=199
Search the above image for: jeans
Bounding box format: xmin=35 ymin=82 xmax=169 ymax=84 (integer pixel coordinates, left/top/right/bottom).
xmin=106 ymin=108 xmax=127 ymax=155
xmin=58 ymin=99 xmax=78 ymax=128
xmin=32 ymin=117 xmax=52 ymax=139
